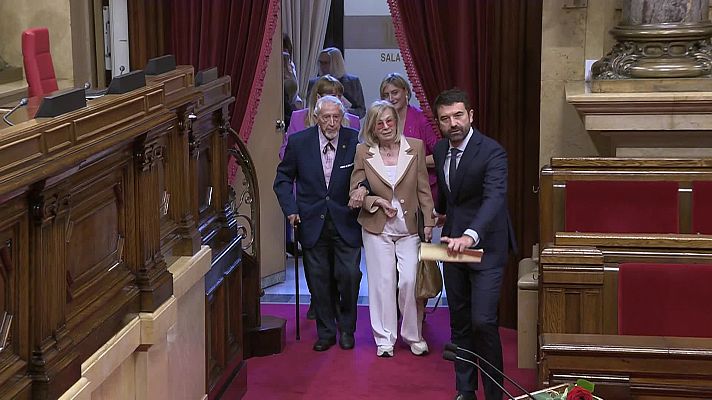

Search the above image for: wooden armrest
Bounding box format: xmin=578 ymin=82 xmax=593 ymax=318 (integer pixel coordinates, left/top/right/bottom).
xmin=542 ymin=333 xmax=712 ymax=357
xmin=555 ymin=232 xmax=712 ymax=249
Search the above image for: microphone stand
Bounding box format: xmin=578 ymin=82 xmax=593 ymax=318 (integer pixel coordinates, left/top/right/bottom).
xmin=445 ymin=343 xmax=537 ymax=400
xmin=3 ymin=98 xmax=28 ymax=126
xmin=443 ymin=350 xmax=515 ymax=400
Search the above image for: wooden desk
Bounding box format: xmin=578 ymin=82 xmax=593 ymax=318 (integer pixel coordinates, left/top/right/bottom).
xmin=0 ymin=67 xmax=262 ymax=399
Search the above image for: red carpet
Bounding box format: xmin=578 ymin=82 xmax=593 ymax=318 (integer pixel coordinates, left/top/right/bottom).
xmin=231 ymin=304 xmax=537 ymax=400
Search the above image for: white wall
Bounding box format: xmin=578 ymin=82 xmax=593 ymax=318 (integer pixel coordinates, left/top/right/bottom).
xmin=343 ymin=0 xmax=420 ymax=112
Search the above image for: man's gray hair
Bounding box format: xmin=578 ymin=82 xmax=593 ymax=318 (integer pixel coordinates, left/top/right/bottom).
xmin=314 ymin=95 xmax=346 ymax=117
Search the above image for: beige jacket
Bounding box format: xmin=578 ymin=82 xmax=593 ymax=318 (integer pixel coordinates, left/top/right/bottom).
xmin=349 ymin=137 xmax=435 ymax=235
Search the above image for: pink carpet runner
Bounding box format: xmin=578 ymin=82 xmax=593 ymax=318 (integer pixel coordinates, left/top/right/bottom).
xmin=231 ymin=304 xmax=537 ymax=399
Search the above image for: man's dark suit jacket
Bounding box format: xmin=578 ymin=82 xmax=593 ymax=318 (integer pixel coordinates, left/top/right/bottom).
xmin=433 ymin=129 xmax=516 ymax=269
xmin=273 ymin=125 xmax=362 ymax=249
xmin=308 ymin=74 xmax=365 ymax=119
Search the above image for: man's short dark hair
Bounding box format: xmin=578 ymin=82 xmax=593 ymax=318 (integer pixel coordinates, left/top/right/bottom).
xmin=433 ymin=88 xmax=471 ymax=117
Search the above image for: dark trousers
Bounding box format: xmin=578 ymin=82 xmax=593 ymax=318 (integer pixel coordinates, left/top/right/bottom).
xmin=302 ymin=215 xmax=362 ymax=340
xmin=443 ymin=262 xmax=504 ymax=400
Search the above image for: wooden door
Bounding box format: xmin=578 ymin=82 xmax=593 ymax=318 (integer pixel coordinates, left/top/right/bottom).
xmin=246 ymin=16 xmax=286 ymax=286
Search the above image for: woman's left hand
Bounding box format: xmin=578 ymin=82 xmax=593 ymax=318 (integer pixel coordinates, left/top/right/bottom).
xmin=348 ymin=186 xmax=368 ymax=209
xmin=423 ymin=226 xmax=433 ymax=242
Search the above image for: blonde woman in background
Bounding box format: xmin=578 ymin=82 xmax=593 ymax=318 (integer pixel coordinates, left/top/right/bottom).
xmin=307 ymin=47 xmax=365 ymax=118
xmin=380 ymin=73 xmax=440 ymax=204
xmin=349 ymin=100 xmax=435 ymax=357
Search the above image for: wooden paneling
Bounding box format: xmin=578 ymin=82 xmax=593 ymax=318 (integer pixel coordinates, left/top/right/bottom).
xmin=538 ymin=158 xmax=712 ymax=396
xmin=0 ymin=64 xmax=248 ymax=399
xmin=541 ymin=333 xmax=712 ymax=399
xmin=189 ymin=75 xmax=249 ymax=399
xmin=0 ymin=64 xmax=260 ymax=399
xmin=0 ymin=195 xmax=31 ymax=399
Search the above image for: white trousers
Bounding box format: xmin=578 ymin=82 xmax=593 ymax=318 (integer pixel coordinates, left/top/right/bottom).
xmin=362 ymin=229 xmax=424 ymax=348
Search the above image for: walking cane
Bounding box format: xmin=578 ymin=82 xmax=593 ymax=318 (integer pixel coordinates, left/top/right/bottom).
xmin=293 ymin=223 xmax=301 ymax=341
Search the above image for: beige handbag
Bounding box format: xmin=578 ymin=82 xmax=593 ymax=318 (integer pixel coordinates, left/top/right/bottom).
xmin=416 ymin=256 xmax=442 ymax=299
xmin=415 ymin=209 xmax=442 ymax=299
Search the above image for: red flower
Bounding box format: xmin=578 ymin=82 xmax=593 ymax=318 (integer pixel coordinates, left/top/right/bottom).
xmin=566 ymin=386 xmax=593 ymax=400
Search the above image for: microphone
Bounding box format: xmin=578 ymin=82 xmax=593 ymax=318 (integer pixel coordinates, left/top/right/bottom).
xmin=3 ymin=98 xmax=28 ymax=126
xmin=443 ymin=350 xmax=515 ymax=400
xmin=445 ymin=343 xmax=537 ymax=400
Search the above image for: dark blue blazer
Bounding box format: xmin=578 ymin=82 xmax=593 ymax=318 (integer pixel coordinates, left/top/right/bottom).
xmin=433 ymin=129 xmax=516 ymax=269
xmin=273 ymin=126 xmax=362 ymax=249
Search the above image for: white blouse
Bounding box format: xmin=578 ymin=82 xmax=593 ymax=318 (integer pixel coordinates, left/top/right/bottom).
xmin=382 ymin=165 xmax=409 ymax=236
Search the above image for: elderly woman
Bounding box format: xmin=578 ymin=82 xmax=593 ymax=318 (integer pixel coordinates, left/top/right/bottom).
xmin=349 ymin=100 xmax=435 ymax=357
xmin=380 ymin=73 xmax=440 ymax=204
xmin=280 ymin=74 xmax=360 ymax=160
xmin=307 ymin=47 xmax=365 ymax=118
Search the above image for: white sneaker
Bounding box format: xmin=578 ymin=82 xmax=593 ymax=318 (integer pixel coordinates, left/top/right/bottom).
xmin=409 ymin=341 xmax=429 ymax=356
xmin=377 ymin=345 xmax=394 ymax=358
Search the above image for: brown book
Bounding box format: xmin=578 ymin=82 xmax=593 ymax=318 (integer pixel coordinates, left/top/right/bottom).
xmin=419 ymin=243 xmax=483 ymax=263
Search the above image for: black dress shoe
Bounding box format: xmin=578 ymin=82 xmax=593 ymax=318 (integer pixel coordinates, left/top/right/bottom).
xmin=306 ymin=303 xmax=316 ymax=320
xmin=339 ymin=332 xmax=355 ymax=350
xmin=453 ymin=392 xmax=476 ymax=400
xmin=313 ymin=338 xmax=336 ymax=351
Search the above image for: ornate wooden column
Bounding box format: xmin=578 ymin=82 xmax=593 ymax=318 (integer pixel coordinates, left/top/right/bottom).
xmin=133 ymin=129 xmax=174 ymax=312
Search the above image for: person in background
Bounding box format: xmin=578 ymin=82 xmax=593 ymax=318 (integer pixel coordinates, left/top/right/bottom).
xmin=348 ymin=100 xmax=434 ymax=358
xmin=274 ymin=95 xmax=362 ymax=352
xmin=308 ymin=47 xmax=365 ymax=119
xmin=282 ymin=34 xmax=302 ymax=113
xmin=380 ymin=73 xmax=439 ymax=205
xmin=280 ymin=75 xmax=360 ymax=160
xmin=432 ymin=89 xmax=516 ymax=400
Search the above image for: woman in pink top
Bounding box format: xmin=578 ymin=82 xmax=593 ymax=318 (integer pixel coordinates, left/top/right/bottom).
xmin=280 ymin=75 xmax=360 ymax=160
xmin=380 ymin=73 xmax=439 ymax=203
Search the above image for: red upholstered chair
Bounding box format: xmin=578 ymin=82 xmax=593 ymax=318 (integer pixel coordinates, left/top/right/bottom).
xmin=565 ymin=181 xmax=679 ymax=234
xmin=618 ymin=263 xmax=712 ymax=338
xmin=22 ymin=27 xmax=59 ymax=97
xmin=692 ymin=181 xmax=712 ymax=234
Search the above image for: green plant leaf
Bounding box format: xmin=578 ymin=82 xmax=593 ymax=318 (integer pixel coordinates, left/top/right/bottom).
xmin=575 ymin=379 xmax=595 ymax=393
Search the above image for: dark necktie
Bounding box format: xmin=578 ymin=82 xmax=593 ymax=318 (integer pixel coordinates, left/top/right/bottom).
xmin=449 ymin=148 xmax=460 ymax=191
xmin=323 ymin=142 xmax=335 ymax=154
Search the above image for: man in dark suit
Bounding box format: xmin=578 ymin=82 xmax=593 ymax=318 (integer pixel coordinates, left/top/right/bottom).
xmin=274 ymin=95 xmax=362 ymax=352
xmin=433 ymin=89 xmax=516 ymax=400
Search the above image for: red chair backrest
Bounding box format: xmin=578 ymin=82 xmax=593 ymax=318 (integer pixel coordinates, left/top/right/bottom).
xmin=565 ymin=181 xmax=679 ymax=234
xmin=618 ymin=263 xmax=712 ymax=338
xmin=22 ymin=27 xmax=58 ymax=97
xmin=692 ymin=181 xmax=712 ymax=234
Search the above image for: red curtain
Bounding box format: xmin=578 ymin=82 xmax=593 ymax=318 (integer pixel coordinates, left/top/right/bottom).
xmin=388 ymin=0 xmax=542 ymax=328
xmin=168 ymin=0 xmax=279 ymax=142
xmin=387 ymin=0 xmax=493 ymax=130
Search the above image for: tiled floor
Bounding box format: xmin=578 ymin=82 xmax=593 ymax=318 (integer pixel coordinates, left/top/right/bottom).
xmin=262 ymin=247 xmax=448 ymax=308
